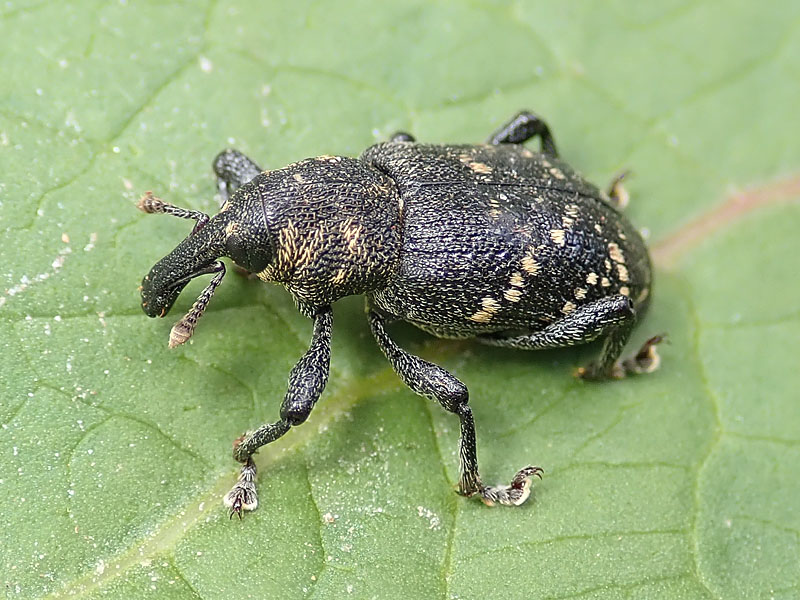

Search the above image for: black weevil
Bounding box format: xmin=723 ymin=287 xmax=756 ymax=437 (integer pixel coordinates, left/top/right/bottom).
xmin=138 ymin=111 xmax=662 ymax=517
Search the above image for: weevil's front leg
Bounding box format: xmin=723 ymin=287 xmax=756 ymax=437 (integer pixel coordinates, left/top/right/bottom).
xmin=368 ymin=309 xmax=542 ymax=506
xmin=488 ymin=110 xmax=559 ymax=157
xmin=224 ymin=306 xmax=333 ymax=518
xmin=477 ymin=295 xmax=662 ymax=380
xmin=212 ymin=149 xmax=263 ymax=206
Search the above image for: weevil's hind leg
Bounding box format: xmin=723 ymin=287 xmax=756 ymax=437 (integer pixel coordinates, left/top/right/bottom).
xmin=488 ymin=111 xmax=558 ymax=157
xmin=389 ymin=132 xmax=415 ymax=143
xmin=224 ymin=306 xmax=333 ymax=518
xmin=606 ymin=171 xmax=631 ymax=210
xmin=368 ymin=309 xmax=542 ymax=506
xmin=477 ymin=295 xmax=663 ymax=380
xmin=212 ymin=149 xmax=263 ymax=206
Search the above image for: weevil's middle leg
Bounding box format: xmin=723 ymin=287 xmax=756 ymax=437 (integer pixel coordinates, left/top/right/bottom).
xmin=367 ymin=309 xmax=542 ymax=506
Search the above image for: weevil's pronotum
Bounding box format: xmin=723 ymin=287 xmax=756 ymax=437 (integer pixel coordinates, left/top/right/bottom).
xmin=138 ymin=111 xmax=662 ymax=517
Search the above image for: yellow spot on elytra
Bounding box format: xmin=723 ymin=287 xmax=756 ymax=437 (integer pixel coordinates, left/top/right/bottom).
xmin=586 ymin=272 xmax=599 ymax=285
xmin=601 ymin=277 xmax=611 ymax=287
xmin=521 ymin=249 xmax=540 ymax=275
xmin=509 ymin=271 xmax=525 ymax=288
xmin=541 ymin=158 xmax=552 ymax=169
xmin=619 ymin=286 xmax=630 ymax=296
xmin=469 ymin=296 xmax=501 ymax=323
xmin=469 ymin=161 xmax=492 ymax=175
xmin=604 ymin=259 xmax=612 ymax=272
xmin=293 ymin=173 xmax=306 ymax=184
xmin=563 ymin=204 xmax=579 ymax=228
xmin=481 ymin=297 xmax=500 ymax=311
xmin=575 ymin=287 xmax=587 ymax=300
xmin=619 ymin=232 xmax=627 ymax=240
xmin=562 ymin=301 xmax=576 ymax=314
xmin=637 ymin=288 xmax=650 ymax=304
xmin=550 ymin=229 xmax=566 ymax=246
xmin=503 ymin=288 xmax=523 ymax=303
xmin=594 ymin=223 xmax=603 ymax=234
xmin=608 ymin=242 xmax=625 ymax=264
xmin=521 ymin=148 xmax=534 ymax=158
xmin=617 ymin=263 xmax=630 ymax=282
xmin=549 ymin=167 xmax=566 ymax=180
xmin=488 ymin=197 xmax=501 ymax=209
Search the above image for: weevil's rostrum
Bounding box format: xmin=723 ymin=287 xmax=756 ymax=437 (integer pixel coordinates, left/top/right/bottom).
xmin=138 ymin=111 xmax=662 ymax=518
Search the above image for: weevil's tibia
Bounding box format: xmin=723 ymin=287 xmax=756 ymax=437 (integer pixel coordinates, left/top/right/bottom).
xmin=169 ymin=261 xmax=226 ymax=348
xmin=223 ymin=456 xmax=258 ymax=519
xmin=137 ymin=191 xmax=211 ymax=235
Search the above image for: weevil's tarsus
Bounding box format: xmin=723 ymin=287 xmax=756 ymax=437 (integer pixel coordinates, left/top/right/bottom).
xmin=223 ymin=457 xmax=258 ymax=519
xmin=606 ymin=171 xmax=631 ymax=210
xmin=479 ymin=466 xmax=544 ymax=507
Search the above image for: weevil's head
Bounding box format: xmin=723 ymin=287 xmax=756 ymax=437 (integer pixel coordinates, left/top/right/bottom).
xmin=140 ymin=180 xmax=273 ymax=318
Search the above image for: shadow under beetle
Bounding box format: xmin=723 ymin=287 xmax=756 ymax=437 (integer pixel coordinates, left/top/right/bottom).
xmin=139 ymin=111 xmax=662 ymax=518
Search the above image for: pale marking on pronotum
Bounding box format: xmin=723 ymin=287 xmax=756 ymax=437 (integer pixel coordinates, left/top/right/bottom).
xmin=550 ymin=229 xmax=566 ymax=246
xmin=608 ymin=242 xmax=625 ymax=264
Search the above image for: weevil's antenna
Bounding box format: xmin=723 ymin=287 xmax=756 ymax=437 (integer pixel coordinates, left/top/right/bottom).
xmin=168 ymin=261 xmax=226 ymax=347
xmin=138 ymin=191 xmax=211 ymax=235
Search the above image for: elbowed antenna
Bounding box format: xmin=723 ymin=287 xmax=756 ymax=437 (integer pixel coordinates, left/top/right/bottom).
xmin=138 ymin=192 xmax=228 ymax=347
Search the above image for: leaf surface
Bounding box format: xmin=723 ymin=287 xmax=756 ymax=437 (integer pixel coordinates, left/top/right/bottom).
xmin=1 ymin=2 xmax=798 ymax=598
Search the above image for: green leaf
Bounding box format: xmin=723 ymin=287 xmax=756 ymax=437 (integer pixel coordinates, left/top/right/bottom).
xmin=2 ymin=1 xmax=798 ymax=598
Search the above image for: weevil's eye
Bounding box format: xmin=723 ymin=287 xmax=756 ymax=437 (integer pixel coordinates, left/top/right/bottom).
xmin=225 ymin=229 xmax=271 ymax=274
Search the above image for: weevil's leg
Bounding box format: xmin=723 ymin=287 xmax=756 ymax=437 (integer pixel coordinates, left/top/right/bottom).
xmin=606 ymin=171 xmax=631 ymax=210
xmin=477 ymin=295 xmax=662 ymax=380
xmin=368 ymin=309 xmax=542 ymax=506
xmin=168 ymin=261 xmax=226 ymax=348
xmin=138 ymin=191 xmax=210 ymax=234
xmin=212 ymin=149 xmax=263 ymax=206
xmin=488 ymin=110 xmax=558 ymax=157
xmin=224 ymin=306 xmax=333 ymax=518
xmin=389 ymin=132 xmax=415 ymax=143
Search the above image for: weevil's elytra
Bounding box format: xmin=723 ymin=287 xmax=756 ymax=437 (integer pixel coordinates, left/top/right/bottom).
xmin=137 ymin=111 xmax=662 ymax=518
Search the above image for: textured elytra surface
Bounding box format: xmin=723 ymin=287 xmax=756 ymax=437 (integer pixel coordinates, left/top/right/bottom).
xmin=1 ymin=1 xmax=799 ymax=599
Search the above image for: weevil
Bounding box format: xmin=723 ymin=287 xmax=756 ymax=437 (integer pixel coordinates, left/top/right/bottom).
xmin=138 ymin=111 xmax=662 ymax=518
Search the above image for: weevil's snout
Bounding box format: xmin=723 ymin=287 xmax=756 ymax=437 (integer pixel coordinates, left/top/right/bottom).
xmin=140 ymin=270 xmax=190 ymax=318
xmin=139 ymin=215 xmax=226 ymax=319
